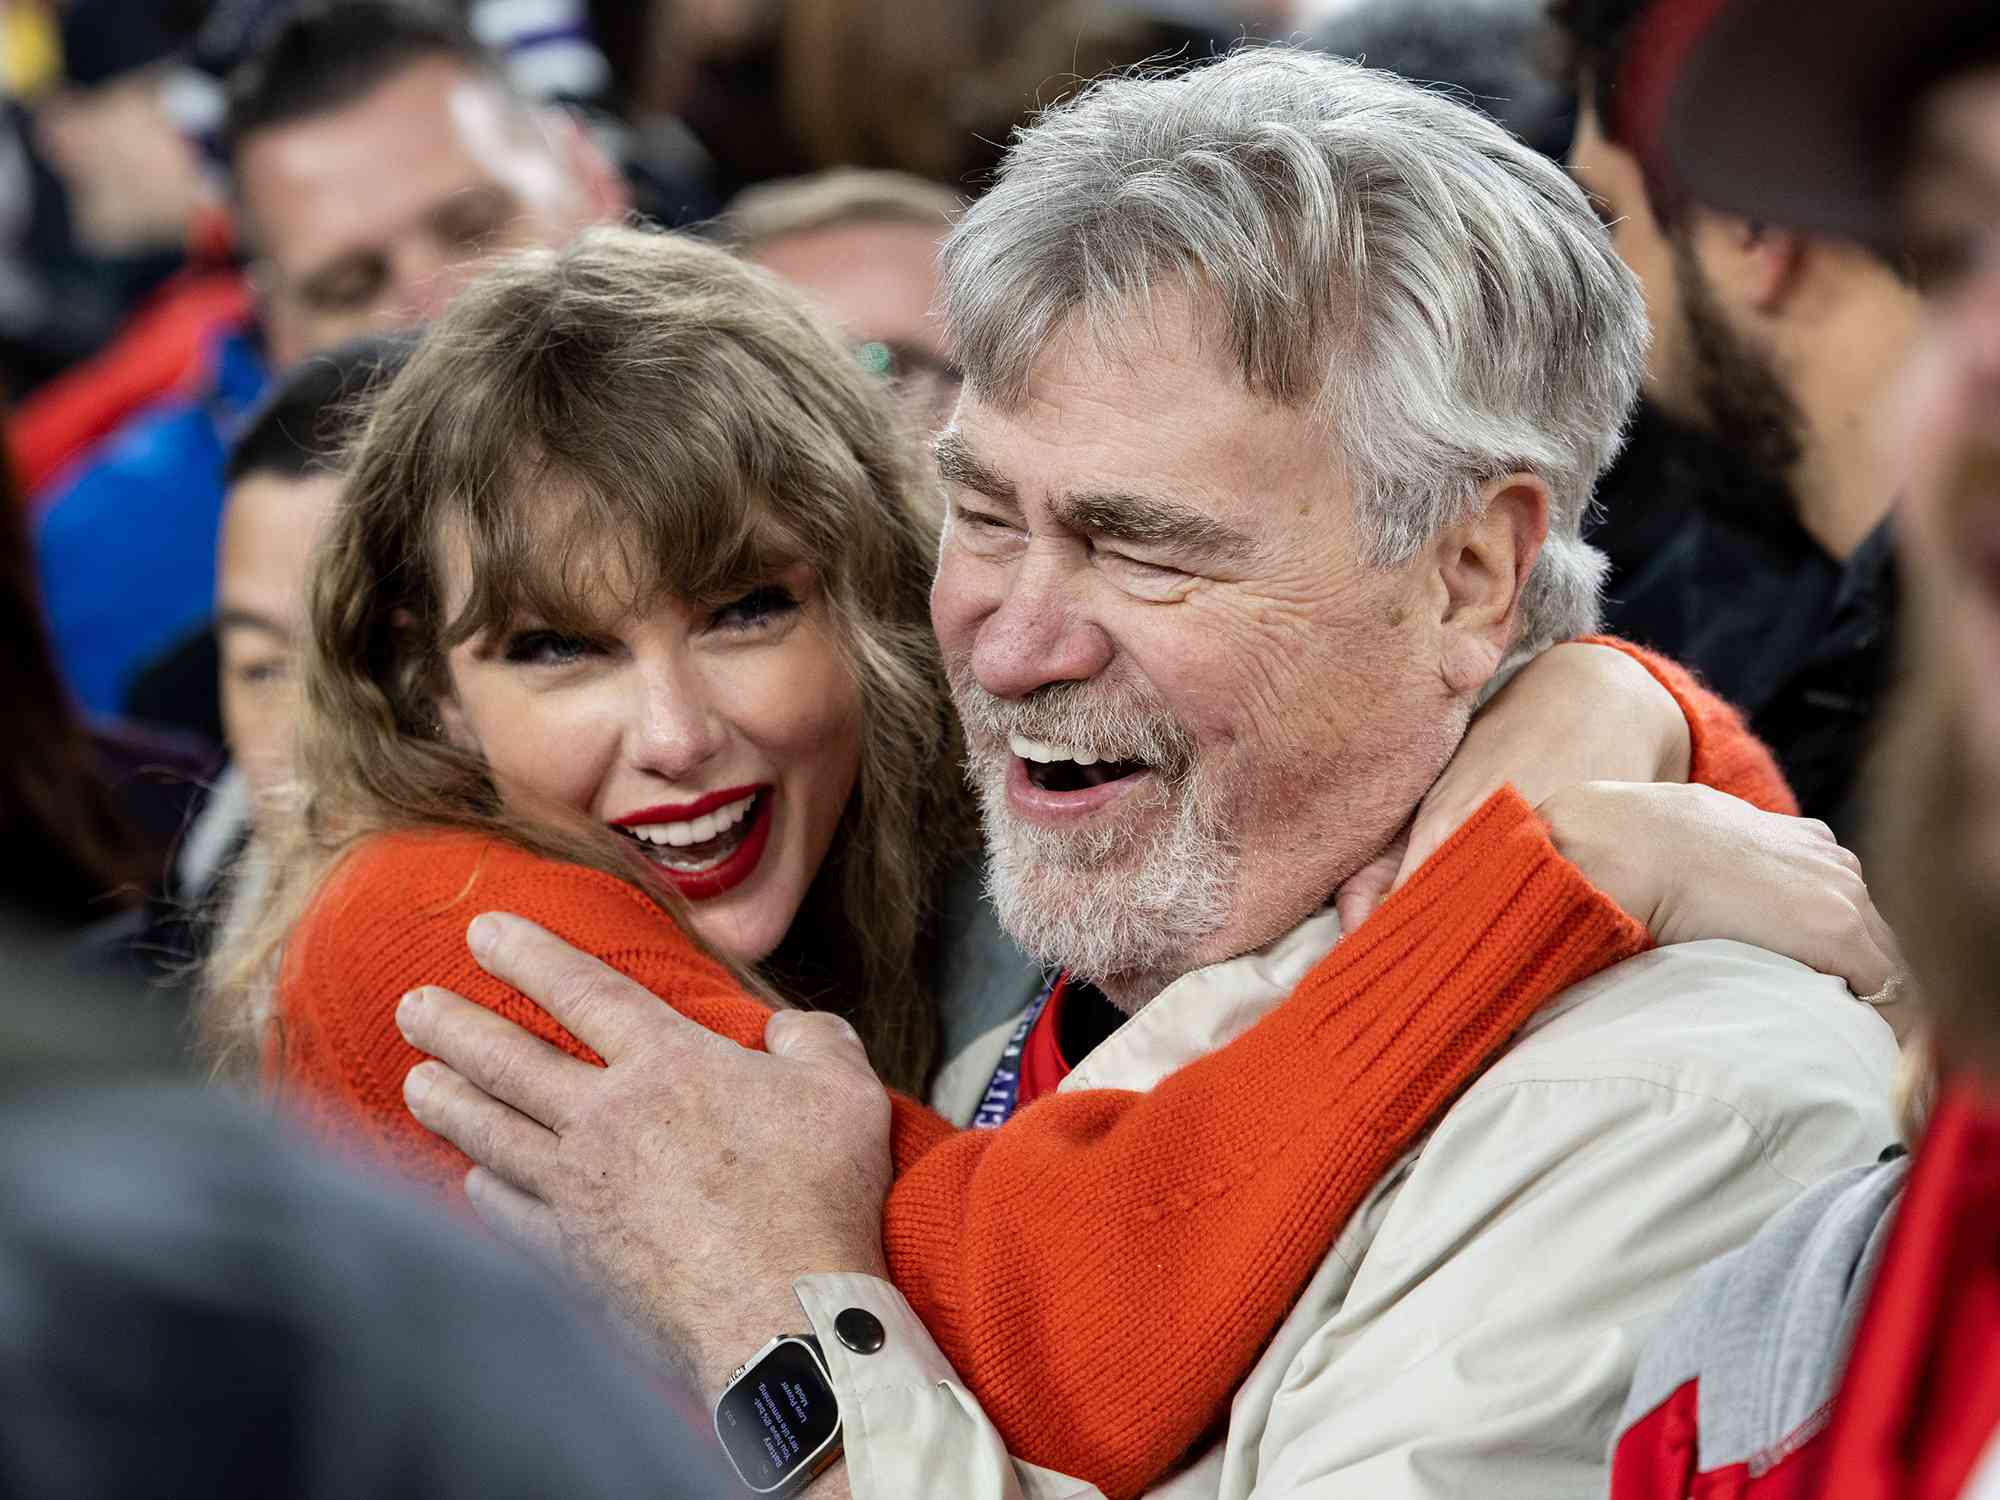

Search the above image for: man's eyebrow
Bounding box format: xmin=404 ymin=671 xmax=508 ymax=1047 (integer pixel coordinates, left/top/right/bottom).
xmin=933 ymin=431 xmax=1018 ymax=501
xmin=215 ymin=607 xmax=290 ymax=641
xmin=1050 ymin=488 xmax=1255 ymax=566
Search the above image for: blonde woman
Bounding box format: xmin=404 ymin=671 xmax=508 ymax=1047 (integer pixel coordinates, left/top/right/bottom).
xmin=212 ymin=226 xmax=1863 ymax=1497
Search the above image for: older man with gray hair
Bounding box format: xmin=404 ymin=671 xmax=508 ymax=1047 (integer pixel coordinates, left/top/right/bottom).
xmin=396 ymin=47 xmax=1897 ymax=1499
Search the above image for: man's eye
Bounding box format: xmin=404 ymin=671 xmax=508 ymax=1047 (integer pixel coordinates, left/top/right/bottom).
xmin=502 ymin=629 xmax=596 ymax=665
xmin=1099 ymin=548 xmax=1190 ymax=597
xmin=711 ymin=584 xmax=800 ymax=632
xmin=303 ymin=260 xmax=387 ymax=313
xmin=955 ymin=506 xmax=1015 ymax=534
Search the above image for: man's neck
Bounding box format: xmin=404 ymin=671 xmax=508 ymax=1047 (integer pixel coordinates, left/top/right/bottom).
xmin=1094 ymin=965 xmax=1185 ymax=1016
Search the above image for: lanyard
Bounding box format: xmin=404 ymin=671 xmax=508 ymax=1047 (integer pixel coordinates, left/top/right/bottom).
xmin=971 ymin=975 xmax=1059 ymax=1130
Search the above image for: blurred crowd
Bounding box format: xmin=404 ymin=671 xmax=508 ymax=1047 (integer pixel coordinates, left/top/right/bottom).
xmin=3 ymin=0 xmax=1998 ymax=1497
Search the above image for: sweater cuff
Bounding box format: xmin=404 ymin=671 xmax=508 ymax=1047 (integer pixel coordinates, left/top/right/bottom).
xmin=1359 ymin=783 xmax=1651 ymax=977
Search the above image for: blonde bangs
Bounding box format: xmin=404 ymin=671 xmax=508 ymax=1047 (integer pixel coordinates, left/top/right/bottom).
xmin=436 ymin=458 xmax=813 ymax=652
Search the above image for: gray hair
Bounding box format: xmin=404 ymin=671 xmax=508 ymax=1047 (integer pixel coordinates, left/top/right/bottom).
xmin=940 ymin=46 xmax=1648 ymax=660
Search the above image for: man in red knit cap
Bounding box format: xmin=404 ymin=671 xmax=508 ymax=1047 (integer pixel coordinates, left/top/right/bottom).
xmin=395 ymin=45 xmax=1903 ymax=1500
xmin=1607 ymin=2 xmax=2000 ymax=1496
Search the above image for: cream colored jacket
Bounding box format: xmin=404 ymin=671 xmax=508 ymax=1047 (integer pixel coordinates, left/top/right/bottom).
xmin=791 ymin=916 xmax=1899 ymax=1499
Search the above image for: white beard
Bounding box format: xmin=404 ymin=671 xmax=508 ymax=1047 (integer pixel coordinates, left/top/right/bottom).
xmin=950 ymin=661 xmax=1235 ymax=1001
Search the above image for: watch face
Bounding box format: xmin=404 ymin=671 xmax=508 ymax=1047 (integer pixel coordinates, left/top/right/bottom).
xmin=715 ymin=1339 xmax=839 ymax=1492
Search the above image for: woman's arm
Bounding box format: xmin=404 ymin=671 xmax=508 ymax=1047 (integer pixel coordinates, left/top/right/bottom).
xmin=273 ymin=829 xmax=956 ymax=1193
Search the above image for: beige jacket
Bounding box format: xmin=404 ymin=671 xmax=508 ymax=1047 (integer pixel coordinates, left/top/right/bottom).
xmin=792 ymin=917 xmax=1899 ymax=1499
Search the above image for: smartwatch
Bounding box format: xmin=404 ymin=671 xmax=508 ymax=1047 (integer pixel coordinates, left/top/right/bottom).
xmin=712 ymin=1333 xmax=843 ymax=1496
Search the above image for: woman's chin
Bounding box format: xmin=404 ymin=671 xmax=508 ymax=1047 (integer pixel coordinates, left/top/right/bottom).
xmin=682 ymin=900 xmax=792 ymax=972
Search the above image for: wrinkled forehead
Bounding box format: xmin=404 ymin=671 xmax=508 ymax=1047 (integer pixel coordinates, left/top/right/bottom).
xmin=951 ymin=292 xmax=1348 ymax=545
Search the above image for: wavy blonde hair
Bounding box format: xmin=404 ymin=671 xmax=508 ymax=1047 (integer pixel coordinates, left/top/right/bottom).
xmin=204 ymin=225 xmax=969 ymax=1094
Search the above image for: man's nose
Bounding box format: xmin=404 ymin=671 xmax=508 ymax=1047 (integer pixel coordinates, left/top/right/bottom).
xmin=629 ymin=659 xmax=728 ymax=783
xmin=969 ymin=549 xmax=1113 ymax=700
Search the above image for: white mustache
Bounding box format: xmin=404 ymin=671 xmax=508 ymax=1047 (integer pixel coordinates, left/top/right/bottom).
xmin=946 ymin=658 xmax=1198 ymax=780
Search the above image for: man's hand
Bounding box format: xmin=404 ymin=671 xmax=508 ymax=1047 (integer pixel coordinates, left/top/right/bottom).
xmin=394 ymin=913 xmax=894 ymax=1394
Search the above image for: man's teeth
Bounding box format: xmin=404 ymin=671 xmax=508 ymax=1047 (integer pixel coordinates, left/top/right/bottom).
xmin=1009 ymin=733 xmax=1100 ymax=766
xmin=623 ymin=793 xmax=757 ymax=847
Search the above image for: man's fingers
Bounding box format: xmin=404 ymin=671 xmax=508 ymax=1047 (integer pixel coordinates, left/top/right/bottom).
xmin=397 ymin=985 xmax=597 ymax=1131
xmin=465 ymin=1167 xmax=565 ymax=1269
xmin=404 ymin=1060 xmax=561 ymax=1195
xmin=764 ymin=1009 xmax=873 ymax=1076
xmin=467 ymin=913 xmax=686 ymax=1060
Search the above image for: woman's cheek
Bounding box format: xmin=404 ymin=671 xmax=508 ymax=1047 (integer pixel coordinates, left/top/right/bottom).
xmin=748 ymin=628 xmax=867 ymax=756
xmin=478 ymin=683 xmax=623 ymax=815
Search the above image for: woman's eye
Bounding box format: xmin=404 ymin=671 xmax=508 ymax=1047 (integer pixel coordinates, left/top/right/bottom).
xmin=502 ymin=629 xmax=596 ymax=665
xmin=711 ymin=584 xmax=800 ymax=632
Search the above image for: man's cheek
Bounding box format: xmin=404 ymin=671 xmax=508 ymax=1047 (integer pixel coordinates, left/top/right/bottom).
xmin=929 ymin=547 xmax=992 ymax=648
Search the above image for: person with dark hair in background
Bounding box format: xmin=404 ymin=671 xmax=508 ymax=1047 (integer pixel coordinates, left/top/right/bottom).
xmin=214 ymin=332 xmax=414 ymax=812
xmin=33 ymin=0 xmax=627 ymax=728
xmin=1552 ymin=0 xmax=1923 ymax=844
xmin=1608 ymin=1 xmax=2000 ymax=1494
xmin=130 ymin=332 xmax=418 ymax=986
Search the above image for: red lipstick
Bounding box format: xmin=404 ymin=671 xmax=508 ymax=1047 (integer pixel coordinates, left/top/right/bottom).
xmin=610 ymin=784 xmax=764 ymax=826
xmin=664 ymin=793 xmax=773 ymax=900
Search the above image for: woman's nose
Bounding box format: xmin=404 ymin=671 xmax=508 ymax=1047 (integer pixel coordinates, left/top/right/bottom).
xmin=628 ymin=660 xmax=729 ymax=782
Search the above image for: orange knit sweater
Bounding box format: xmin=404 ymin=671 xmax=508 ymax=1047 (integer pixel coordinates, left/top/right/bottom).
xmin=275 ymin=641 xmax=1790 ymax=1499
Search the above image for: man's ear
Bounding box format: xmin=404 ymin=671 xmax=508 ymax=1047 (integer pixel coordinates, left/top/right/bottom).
xmin=1700 ymin=211 xmax=1808 ymax=316
xmin=1430 ymin=473 xmax=1549 ymax=694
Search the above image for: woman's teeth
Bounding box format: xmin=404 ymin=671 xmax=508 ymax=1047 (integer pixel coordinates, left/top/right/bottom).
xmin=621 ymin=792 xmax=757 ymax=849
